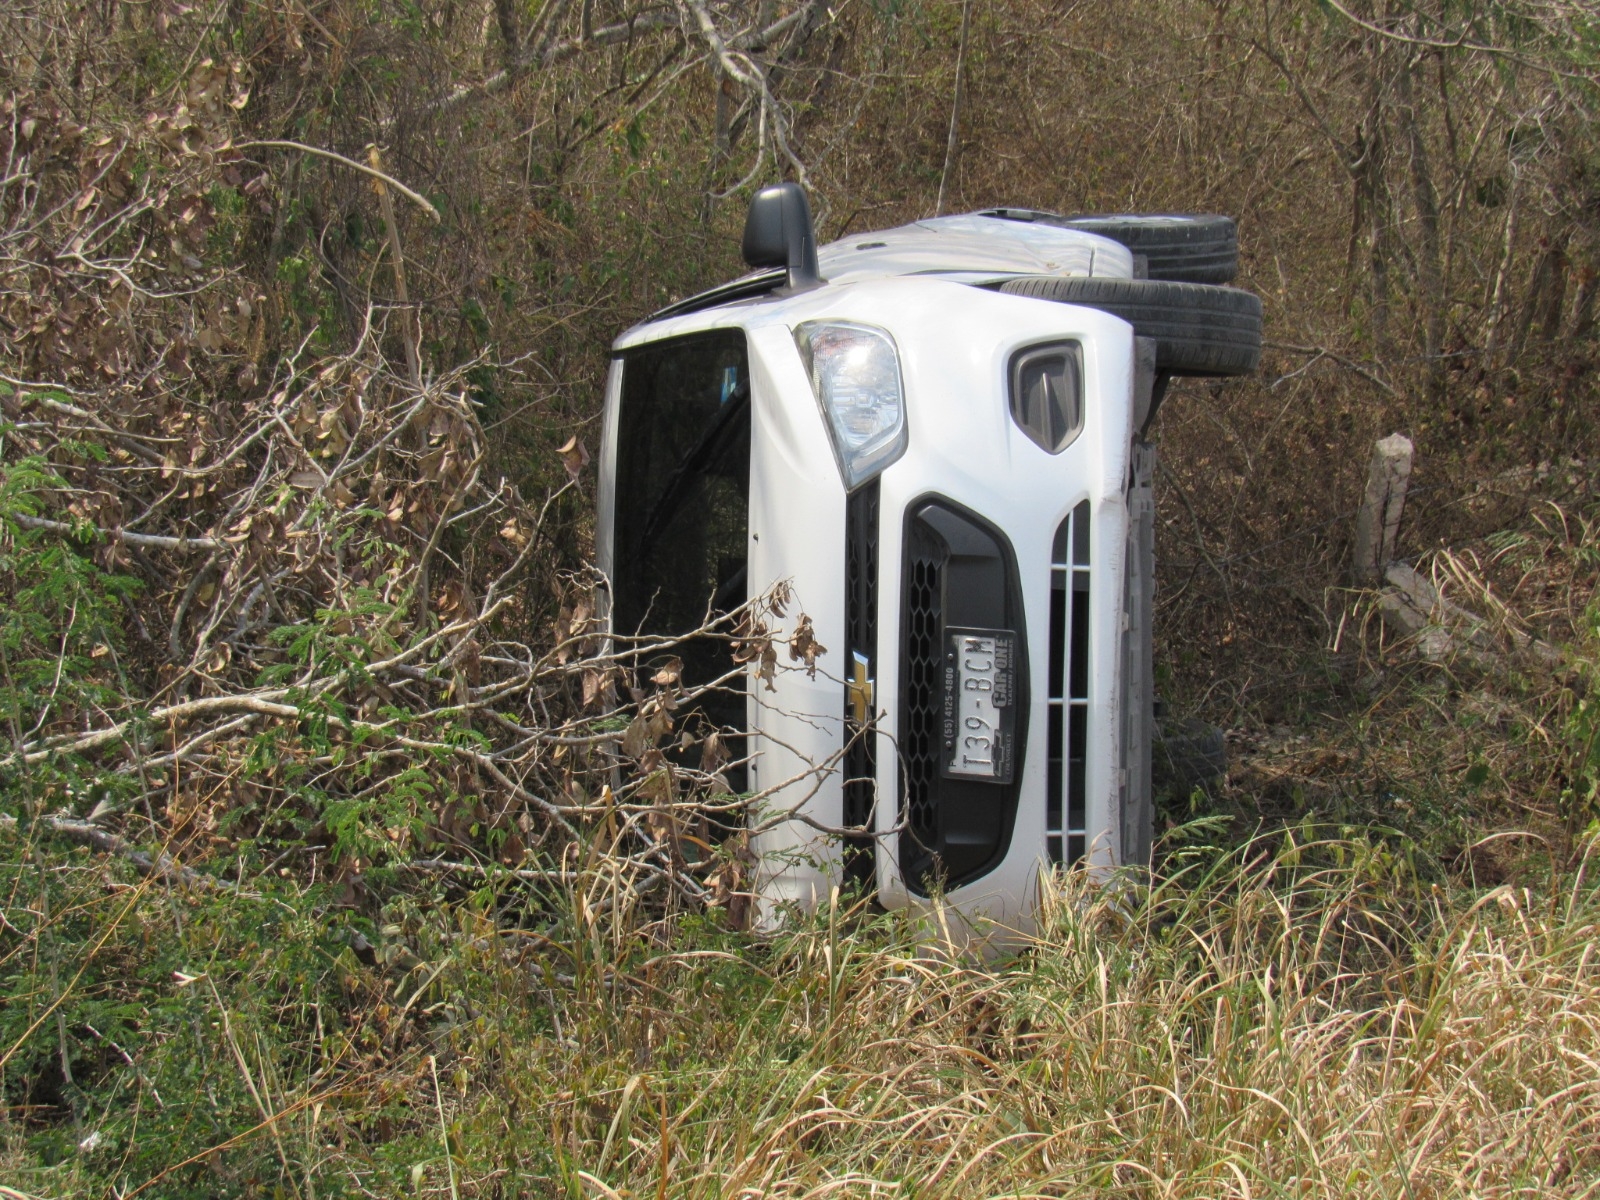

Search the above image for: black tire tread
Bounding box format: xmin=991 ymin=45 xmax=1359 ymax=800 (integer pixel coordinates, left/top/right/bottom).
xmin=997 ymin=276 xmax=1262 ymax=377
xmin=1056 ymin=214 xmax=1238 ymax=284
xmin=980 ymin=211 xmax=1239 ymax=283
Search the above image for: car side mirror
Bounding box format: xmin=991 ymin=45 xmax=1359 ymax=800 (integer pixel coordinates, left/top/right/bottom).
xmin=741 ymin=182 xmax=821 ymax=290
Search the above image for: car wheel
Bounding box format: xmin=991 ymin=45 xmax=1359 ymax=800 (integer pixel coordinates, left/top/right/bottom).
xmin=996 ymin=277 xmax=1262 ymax=377
xmin=980 ymin=211 xmax=1239 ymax=283
xmin=1056 ymin=214 xmax=1238 ymax=283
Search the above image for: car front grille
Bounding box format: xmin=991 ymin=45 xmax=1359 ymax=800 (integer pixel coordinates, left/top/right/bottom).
xmin=1047 ymin=501 xmax=1092 ymax=867
xmin=898 ymin=500 xmax=1027 ymax=894
xmin=842 ymin=481 xmax=880 ymax=890
xmin=900 ymin=517 xmax=945 ymax=849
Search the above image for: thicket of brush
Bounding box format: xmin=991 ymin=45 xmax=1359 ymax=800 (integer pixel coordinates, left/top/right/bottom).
xmin=3 ymin=0 xmax=1600 ymax=1194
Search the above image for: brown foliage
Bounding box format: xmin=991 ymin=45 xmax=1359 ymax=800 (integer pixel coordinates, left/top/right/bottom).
xmin=0 ymin=0 xmax=1596 ymax=890
xmin=0 ymin=12 xmax=815 ymax=907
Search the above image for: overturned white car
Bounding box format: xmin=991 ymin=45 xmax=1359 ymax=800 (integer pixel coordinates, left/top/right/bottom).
xmin=596 ymin=184 xmax=1260 ymax=930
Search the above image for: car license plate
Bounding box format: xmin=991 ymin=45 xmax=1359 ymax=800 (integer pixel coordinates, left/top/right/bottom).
xmin=941 ymin=628 xmax=1017 ymax=783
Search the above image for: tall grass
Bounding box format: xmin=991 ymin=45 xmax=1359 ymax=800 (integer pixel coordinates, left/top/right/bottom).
xmin=8 ymin=826 xmax=1599 ymax=1197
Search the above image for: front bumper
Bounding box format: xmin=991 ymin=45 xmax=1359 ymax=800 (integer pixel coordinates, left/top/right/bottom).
xmin=743 ymin=279 xmax=1137 ymax=930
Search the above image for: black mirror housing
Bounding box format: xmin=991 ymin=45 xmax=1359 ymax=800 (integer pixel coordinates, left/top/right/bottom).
xmin=741 ymin=182 xmax=821 ymax=289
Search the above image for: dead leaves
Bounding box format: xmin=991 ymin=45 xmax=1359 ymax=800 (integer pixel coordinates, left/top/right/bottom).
xmin=557 ymin=435 xmax=590 ymax=481
xmin=146 ymin=59 xmax=249 ymax=161
xmin=581 ymin=668 xmax=612 ymax=708
xmin=554 ymin=599 xmax=597 ymax=665
xmin=732 ymin=587 xmax=825 ymax=690
xmin=704 ymin=832 xmax=757 ymax=930
xmin=732 ymin=608 xmax=777 ymax=691
xmin=561 ymin=599 xmax=618 ymax=707
xmin=621 ymin=700 xmax=674 ymax=759
xmin=435 ymin=578 xmax=473 ymax=620
xmin=789 ymin=615 xmax=826 ymax=679
xmin=621 ymin=655 xmax=683 ymax=759
xmin=698 ymin=730 xmax=728 ymax=777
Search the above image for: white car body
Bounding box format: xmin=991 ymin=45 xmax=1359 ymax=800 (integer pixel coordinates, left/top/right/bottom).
xmin=597 ymin=213 xmax=1161 ymax=934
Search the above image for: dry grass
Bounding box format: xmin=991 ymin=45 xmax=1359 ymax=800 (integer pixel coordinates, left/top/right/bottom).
xmin=17 ymin=826 xmax=1599 ymax=1198
xmin=526 ymin=839 xmax=1600 ymax=1197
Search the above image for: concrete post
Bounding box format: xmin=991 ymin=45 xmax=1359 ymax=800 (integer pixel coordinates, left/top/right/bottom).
xmin=1353 ymin=433 xmax=1414 ymax=584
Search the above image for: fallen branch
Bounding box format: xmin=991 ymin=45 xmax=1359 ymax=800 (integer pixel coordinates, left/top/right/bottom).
xmin=396 ymin=858 xmax=580 ymax=883
xmin=12 ymin=513 xmax=226 ymax=552
xmin=233 ymin=141 xmax=442 ymax=222
xmin=14 ymin=692 xmax=298 ymax=765
xmin=2 ymin=814 xmax=233 ymax=891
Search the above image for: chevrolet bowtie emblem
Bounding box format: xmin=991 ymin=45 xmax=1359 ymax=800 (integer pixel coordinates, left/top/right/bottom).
xmin=847 ymin=651 xmax=874 ymax=725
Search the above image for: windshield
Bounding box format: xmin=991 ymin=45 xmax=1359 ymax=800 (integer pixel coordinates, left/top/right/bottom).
xmin=612 ymin=330 xmax=751 ymax=788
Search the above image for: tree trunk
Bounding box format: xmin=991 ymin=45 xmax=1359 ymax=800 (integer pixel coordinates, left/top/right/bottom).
xmin=1396 ymin=46 xmax=1445 ymax=401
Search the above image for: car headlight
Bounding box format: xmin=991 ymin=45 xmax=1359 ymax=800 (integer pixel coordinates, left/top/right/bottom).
xmin=796 ymin=321 xmax=907 ymax=490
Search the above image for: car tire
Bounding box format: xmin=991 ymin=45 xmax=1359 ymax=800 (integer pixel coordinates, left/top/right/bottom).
xmin=980 ymin=211 xmax=1239 ymax=283
xmin=1153 ymin=717 xmax=1228 ymax=796
xmin=1056 ymin=214 xmax=1238 ymax=283
xmin=996 ymin=277 xmax=1262 ymax=377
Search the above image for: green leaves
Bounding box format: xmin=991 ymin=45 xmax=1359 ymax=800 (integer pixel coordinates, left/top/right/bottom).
xmin=318 ymin=764 xmax=439 ymax=868
xmin=261 ymin=589 xmax=400 ymax=685
xmin=0 ymin=446 xmax=140 ymax=798
xmin=1562 ymin=604 xmax=1600 ymax=836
